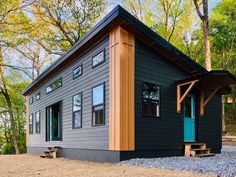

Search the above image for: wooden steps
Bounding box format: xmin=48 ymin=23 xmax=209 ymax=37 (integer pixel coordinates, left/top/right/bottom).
xmin=185 ymin=143 xmax=215 ymax=158
xmin=40 ymin=146 xmax=60 ymax=159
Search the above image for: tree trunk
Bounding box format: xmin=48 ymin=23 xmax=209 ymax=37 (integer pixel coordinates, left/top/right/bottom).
xmin=0 ymin=44 xmax=20 ymax=154
xmin=193 ymin=0 xmax=211 ymax=71
xmin=202 ymin=0 xmax=211 ymax=71
xmin=31 ymin=61 xmax=35 ymax=81
xmin=2 ymin=90 xmax=20 ymax=154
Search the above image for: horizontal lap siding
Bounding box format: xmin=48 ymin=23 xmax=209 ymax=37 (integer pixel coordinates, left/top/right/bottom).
xmin=197 ymin=95 xmax=222 ymax=152
xmin=28 ymin=36 xmax=109 ymax=150
xmin=135 ymin=39 xmax=188 ymax=151
xmin=135 ymin=39 xmax=222 ymax=152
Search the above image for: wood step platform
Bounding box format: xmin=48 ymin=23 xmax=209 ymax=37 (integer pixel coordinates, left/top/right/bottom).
xmin=185 ymin=143 xmax=215 ymax=158
xmin=40 ymin=146 xmax=61 ymax=159
xmin=195 ymin=153 xmax=216 ymax=158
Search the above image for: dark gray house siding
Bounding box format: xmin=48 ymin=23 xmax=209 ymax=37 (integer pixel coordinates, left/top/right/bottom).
xmin=134 ymin=39 xmax=222 ymax=155
xmin=197 ymin=95 xmax=222 ymax=153
xmin=28 ymin=36 xmax=110 ymax=150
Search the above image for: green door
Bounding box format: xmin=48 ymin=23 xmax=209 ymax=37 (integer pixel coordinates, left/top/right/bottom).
xmin=46 ymin=102 xmax=62 ymax=141
xmin=184 ymin=94 xmax=195 ymax=142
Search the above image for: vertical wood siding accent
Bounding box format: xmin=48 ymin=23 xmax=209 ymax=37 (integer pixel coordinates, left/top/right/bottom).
xmin=109 ymin=27 xmax=135 ymax=151
xmin=27 ymin=37 xmax=110 ymax=150
xmin=26 ymin=96 xmax=29 ymax=146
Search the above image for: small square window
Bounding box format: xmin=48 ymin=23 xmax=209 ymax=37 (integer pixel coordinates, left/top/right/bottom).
xmin=92 ymin=50 xmax=105 ymax=68
xmin=36 ymin=93 xmax=40 ymax=101
xmin=29 ymin=114 xmax=33 ymax=134
xmin=142 ymin=82 xmax=160 ymax=117
xmin=35 ymin=111 xmax=40 ymax=134
xmin=29 ymin=97 xmax=33 ymax=105
xmin=92 ymin=83 xmax=105 ymax=126
xmin=73 ymin=93 xmax=82 ymax=128
xmin=73 ymin=65 xmax=83 ymax=79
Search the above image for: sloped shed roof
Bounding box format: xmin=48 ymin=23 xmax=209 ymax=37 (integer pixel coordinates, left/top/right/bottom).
xmin=23 ymin=5 xmax=209 ymax=95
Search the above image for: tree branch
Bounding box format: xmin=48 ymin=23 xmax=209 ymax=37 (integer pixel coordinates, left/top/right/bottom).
xmin=193 ymin=0 xmax=204 ymax=21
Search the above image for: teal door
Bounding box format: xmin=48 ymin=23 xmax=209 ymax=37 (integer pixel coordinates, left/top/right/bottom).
xmin=184 ymin=94 xmax=195 ymax=142
xmin=46 ymin=102 xmax=62 ymax=141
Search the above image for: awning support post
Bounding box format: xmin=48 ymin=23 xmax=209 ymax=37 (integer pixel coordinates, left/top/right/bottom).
xmin=177 ymin=80 xmax=198 ymax=113
xmin=200 ymin=87 xmax=220 ymax=116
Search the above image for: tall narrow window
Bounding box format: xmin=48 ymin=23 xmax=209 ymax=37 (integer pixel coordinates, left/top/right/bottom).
xmin=142 ymin=82 xmax=160 ymax=117
xmin=29 ymin=113 xmax=33 ymax=134
xmin=35 ymin=111 xmax=40 ymax=134
xmin=73 ymin=93 xmax=82 ymax=128
xmin=92 ymin=83 xmax=104 ymax=126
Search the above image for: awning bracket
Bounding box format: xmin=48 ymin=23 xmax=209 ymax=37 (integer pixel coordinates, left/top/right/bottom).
xmin=200 ymin=87 xmax=220 ymax=116
xmin=177 ymin=80 xmax=198 ymax=113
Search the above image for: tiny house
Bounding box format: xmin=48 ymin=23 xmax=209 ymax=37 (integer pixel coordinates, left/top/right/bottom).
xmin=23 ymin=6 xmax=236 ymax=162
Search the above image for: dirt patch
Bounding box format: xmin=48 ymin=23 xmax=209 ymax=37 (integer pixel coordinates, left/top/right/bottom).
xmin=0 ymin=154 xmax=216 ymax=177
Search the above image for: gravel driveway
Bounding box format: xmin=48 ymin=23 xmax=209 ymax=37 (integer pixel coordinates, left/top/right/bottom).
xmin=121 ymin=146 xmax=236 ymax=177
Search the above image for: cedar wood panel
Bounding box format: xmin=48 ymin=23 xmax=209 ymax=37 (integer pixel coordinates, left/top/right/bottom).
xmin=28 ymin=36 xmax=110 ymax=150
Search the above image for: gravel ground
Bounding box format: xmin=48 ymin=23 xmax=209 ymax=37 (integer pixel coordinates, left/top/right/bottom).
xmin=121 ymin=146 xmax=236 ymax=177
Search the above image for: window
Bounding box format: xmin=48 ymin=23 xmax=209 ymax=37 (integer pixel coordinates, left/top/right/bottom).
xmin=184 ymin=96 xmax=192 ymax=118
xmin=142 ymin=82 xmax=160 ymax=117
xmin=35 ymin=111 xmax=40 ymax=134
xmin=73 ymin=65 xmax=83 ymax=79
xmin=29 ymin=97 xmax=33 ymax=105
xmin=29 ymin=113 xmax=33 ymax=134
xmin=36 ymin=92 xmax=40 ymax=100
xmin=46 ymin=78 xmax=62 ymax=93
xmin=73 ymin=93 xmax=82 ymax=128
xmin=92 ymin=50 xmax=105 ymax=68
xmin=92 ymin=83 xmax=104 ymax=126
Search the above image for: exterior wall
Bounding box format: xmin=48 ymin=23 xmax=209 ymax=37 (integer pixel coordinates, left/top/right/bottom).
xmin=28 ymin=36 xmax=110 ymax=150
xmin=27 ymin=146 xmax=121 ymax=163
xmin=134 ymin=39 xmax=222 ymax=154
xmin=197 ymin=94 xmax=222 ymax=153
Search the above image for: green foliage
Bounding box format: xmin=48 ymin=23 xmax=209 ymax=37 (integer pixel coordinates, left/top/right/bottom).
xmin=1 ymin=143 xmax=15 ymax=154
xmin=211 ymin=0 xmax=236 ymax=72
xmin=0 ymin=70 xmax=29 ymax=154
xmin=30 ymin=0 xmax=107 ymax=55
xmin=121 ymin=0 xmax=197 ymax=48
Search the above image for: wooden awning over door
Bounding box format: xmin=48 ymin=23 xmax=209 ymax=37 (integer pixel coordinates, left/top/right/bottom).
xmin=177 ymin=70 xmax=236 ymax=116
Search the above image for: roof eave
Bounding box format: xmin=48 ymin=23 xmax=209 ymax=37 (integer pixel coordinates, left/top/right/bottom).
xmin=22 ymin=5 xmax=207 ymax=96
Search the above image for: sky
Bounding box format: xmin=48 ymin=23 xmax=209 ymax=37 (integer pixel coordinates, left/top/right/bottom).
xmin=209 ymin=0 xmax=222 ymax=11
xmin=112 ymin=0 xmax=222 ymax=12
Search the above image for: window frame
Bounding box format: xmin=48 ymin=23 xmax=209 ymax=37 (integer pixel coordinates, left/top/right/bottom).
xmin=92 ymin=50 xmax=105 ymax=69
xmin=142 ymin=81 xmax=161 ymax=118
xmin=35 ymin=110 xmax=41 ymax=134
xmin=92 ymin=83 xmax=105 ymax=127
xmin=46 ymin=77 xmax=62 ymax=94
xmin=35 ymin=92 xmax=41 ymax=101
xmin=29 ymin=113 xmax=33 ymax=134
xmin=73 ymin=64 xmax=83 ymax=79
xmin=29 ymin=97 xmax=33 ymax=105
xmin=72 ymin=93 xmax=82 ymax=129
